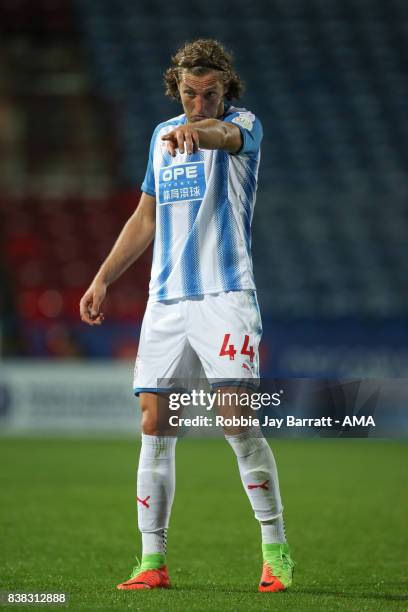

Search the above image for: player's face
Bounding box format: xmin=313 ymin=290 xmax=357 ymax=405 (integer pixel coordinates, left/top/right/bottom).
xmin=178 ymin=70 xmax=226 ymax=123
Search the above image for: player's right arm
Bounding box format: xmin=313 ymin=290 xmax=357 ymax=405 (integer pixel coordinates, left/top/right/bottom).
xmin=79 ymin=192 xmax=156 ymax=326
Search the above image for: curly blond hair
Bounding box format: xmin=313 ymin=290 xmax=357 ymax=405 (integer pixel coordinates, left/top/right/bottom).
xmin=164 ymin=38 xmax=244 ymax=101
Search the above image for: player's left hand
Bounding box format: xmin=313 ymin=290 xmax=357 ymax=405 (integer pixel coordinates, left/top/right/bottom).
xmin=161 ymin=126 xmax=199 ymax=156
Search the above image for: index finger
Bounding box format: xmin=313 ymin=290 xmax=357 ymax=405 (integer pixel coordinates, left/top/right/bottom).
xmin=165 ymin=139 xmax=177 ymax=157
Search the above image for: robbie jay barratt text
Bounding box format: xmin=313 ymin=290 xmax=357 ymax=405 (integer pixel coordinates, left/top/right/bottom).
xmin=168 ymin=415 xmax=376 ymax=428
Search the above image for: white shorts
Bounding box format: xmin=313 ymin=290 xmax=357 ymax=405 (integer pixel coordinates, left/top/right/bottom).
xmin=133 ymin=290 xmax=262 ymax=394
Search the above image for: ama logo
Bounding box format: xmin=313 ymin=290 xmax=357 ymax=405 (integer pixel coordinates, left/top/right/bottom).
xmin=342 ymin=415 xmax=376 ymax=427
xmin=159 ymin=161 xmax=206 ymax=205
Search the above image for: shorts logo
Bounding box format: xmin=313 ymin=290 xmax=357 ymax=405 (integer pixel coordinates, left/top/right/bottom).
xmin=231 ymin=112 xmax=255 ymax=131
xmin=158 ymin=161 xmax=206 ymax=205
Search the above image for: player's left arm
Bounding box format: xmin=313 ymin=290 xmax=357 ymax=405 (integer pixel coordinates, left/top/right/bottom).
xmin=161 ymin=119 xmax=242 ymax=155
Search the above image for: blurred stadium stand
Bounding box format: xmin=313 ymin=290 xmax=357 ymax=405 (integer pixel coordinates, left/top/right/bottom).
xmin=76 ymin=0 xmax=408 ymax=191
xmin=0 ymin=0 xmax=407 ymax=373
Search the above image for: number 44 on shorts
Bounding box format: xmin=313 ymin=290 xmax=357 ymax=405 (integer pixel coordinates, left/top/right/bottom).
xmin=219 ymin=333 xmax=255 ymax=362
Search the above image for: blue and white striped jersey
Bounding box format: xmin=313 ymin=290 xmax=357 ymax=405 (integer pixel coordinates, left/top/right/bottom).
xmin=141 ymin=105 xmax=263 ymax=301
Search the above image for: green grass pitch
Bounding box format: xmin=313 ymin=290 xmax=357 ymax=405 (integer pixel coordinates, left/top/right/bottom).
xmin=1 ymin=437 xmax=407 ymax=611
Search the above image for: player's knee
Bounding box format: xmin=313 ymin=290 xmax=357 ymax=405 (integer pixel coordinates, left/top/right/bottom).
xmin=139 ymin=395 xmax=172 ymax=435
xmin=140 ymin=409 xmax=160 ymax=435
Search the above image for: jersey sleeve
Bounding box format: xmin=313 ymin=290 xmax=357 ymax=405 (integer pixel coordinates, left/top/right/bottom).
xmin=141 ymin=126 xmax=160 ymax=196
xmin=223 ymin=110 xmax=263 ymax=156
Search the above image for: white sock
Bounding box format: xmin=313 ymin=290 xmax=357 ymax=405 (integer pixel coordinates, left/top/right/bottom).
xmin=260 ymin=518 xmax=286 ymax=544
xmin=142 ymin=529 xmax=168 ymax=555
xmin=226 ymin=427 xmax=286 ymax=541
xmin=137 ymin=434 xmax=177 ymax=555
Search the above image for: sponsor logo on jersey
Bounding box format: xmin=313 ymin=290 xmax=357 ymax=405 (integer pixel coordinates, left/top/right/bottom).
xmin=158 ymin=161 xmax=206 ymax=205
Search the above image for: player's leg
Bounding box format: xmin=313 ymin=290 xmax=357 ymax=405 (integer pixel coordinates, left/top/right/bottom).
xmin=219 ymin=392 xmax=294 ymax=591
xmin=117 ymin=299 xmax=184 ymax=590
xmin=117 ymin=392 xmax=176 ymax=590
xmin=187 ymin=291 xmax=294 ymax=591
xmin=217 ymin=387 xmax=285 ymax=538
xmin=138 ymin=392 xmax=177 ymax=558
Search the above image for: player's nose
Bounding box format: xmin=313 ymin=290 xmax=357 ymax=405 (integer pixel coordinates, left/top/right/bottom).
xmin=194 ymin=95 xmax=206 ymax=115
